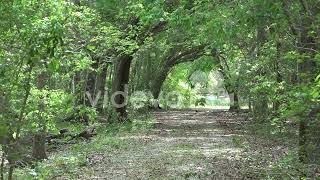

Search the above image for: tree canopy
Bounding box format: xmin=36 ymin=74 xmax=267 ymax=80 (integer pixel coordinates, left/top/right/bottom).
xmin=0 ymin=0 xmax=319 ymax=179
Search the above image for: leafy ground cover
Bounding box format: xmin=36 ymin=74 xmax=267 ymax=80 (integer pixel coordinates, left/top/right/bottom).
xmin=12 ymin=110 xmax=304 ymax=179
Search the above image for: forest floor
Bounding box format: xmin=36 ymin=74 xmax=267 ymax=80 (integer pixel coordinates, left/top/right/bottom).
xmin=15 ymin=109 xmax=293 ymax=179
xmin=62 ymin=109 xmax=289 ymax=180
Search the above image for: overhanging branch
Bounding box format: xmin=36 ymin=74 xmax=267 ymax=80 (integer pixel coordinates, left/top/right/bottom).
xmin=165 ymin=44 xmax=208 ymax=67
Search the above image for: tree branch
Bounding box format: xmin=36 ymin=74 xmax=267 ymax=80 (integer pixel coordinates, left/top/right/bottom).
xmin=136 ymin=20 xmax=168 ymax=46
xmin=166 ymin=44 xmax=207 ymax=66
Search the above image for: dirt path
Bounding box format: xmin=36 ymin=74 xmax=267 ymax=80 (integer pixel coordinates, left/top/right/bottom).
xmin=73 ymin=110 xmax=276 ymax=179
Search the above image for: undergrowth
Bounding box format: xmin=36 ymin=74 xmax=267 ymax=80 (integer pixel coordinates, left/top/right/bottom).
xmin=13 ymin=114 xmax=155 ymax=179
xmin=232 ymin=119 xmax=320 ymax=179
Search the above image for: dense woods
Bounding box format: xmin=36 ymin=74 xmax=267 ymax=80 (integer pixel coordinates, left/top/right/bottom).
xmin=0 ymin=0 xmax=319 ymax=179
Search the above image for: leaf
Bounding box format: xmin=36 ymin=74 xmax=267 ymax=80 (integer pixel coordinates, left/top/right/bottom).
xmin=86 ymin=45 xmax=96 ymax=51
xmin=316 ymin=74 xmax=320 ymax=82
xmin=0 ymin=125 xmax=8 ymax=137
xmin=315 ymin=53 xmax=320 ymax=63
xmin=312 ymin=90 xmax=319 ymax=99
xmin=48 ymin=59 xmax=60 ymax=72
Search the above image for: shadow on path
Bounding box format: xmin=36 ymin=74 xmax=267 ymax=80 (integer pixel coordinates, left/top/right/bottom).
xmin=77 ymin=109 xmax=256 ymax=179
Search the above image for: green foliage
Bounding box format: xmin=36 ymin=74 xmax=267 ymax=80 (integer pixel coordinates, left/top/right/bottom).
xmin=0 ymin=0 xmax=319 ymax=178
xmin=14 ymin=115 xmax=154 ymax=179
xmin=161 ymin=63 xmax=196 ymax=108
xmin=75 ymin=105 xmax=98 ymax=124
xmin=266 ymin=151 xmax=307 ymax=179
xmin=24 ymin=89 xmax=73 ymax=132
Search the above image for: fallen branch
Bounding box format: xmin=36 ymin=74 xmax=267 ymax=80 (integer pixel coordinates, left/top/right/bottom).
xmin=47 ymin=127 xmax=97 ymax=143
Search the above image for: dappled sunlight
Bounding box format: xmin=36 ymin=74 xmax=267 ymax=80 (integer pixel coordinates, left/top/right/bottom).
xmin=2 ymin=0 xmax=318 ymax=179
xmin=201 ymin=148 xmax=242 ymax=157
xmin=72 ymin=109 xmax=251 ymax=179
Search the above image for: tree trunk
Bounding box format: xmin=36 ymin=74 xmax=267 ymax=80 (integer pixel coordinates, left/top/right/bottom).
xmin=73 ymin=72 xmax=83 ymax=107
xmin=96 ymin=64 xmax=108 ymax=113
xmin=8 ymin=166 xmax=14 ymax=180
xmin=273 ymin=42 xmax=283 ymax=112
xmin=253 ymin=23 xmax=269 ymax=119
xmin=104 ymin=64 xmax=114 ymax=108
xmin=298 ymin=118 xmax=307 ymax=164
xmin=32 ymin=72 xmax=48 ymax=161
xmin=112 ymin=54 xmax=133 ymax=119
xmin=228 ymin=90 xmax=240 ymax=112
xmin=150 ymin=67 xmax=171 ymax=108
xmin=297 ymin=7 xmax=316 ymax=164
xmin=85 ymin=63 xmax=98 ymax=107
xmin=32 ymin=133 xmax=47 ymax=160
xmin=225 ymin=82 xmax=240 ymax=112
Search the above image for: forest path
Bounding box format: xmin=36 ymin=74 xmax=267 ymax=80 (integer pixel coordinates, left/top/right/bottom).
xmin=75 ymin=110 xmax=260 ymax=179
